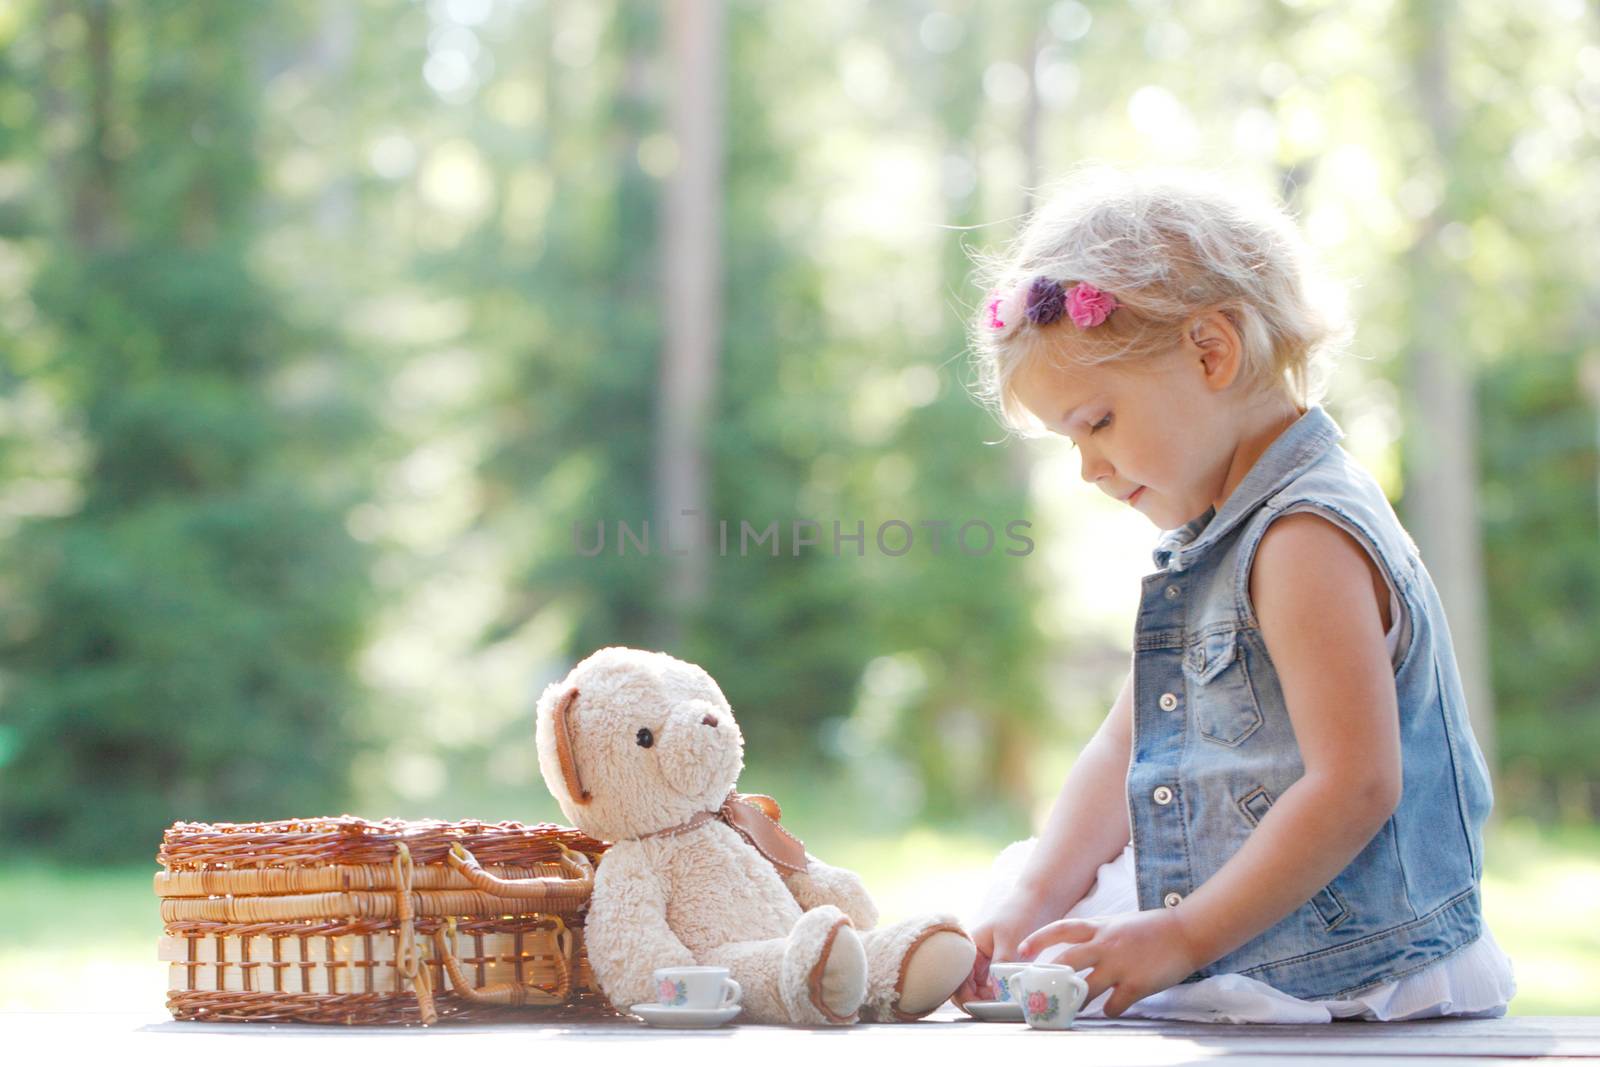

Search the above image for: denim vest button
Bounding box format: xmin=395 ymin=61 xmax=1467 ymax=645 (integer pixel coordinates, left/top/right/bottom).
xmin=1159 ymin=692 xmax=1178 ymax=711
xmin=1152 ymin=785 xmax=1174 ymax=805
xmin=1164 ymin=584 xmax=1181 ymax=600
xmin=1163 ymin=892 xmax=1183 ymax=908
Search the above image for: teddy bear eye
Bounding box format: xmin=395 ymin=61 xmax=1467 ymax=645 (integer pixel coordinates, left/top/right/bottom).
xmin=636 ymin=727 xmax=654 ymax=748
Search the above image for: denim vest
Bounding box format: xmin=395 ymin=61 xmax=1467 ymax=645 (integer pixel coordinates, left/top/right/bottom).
xmin=1128 ymin=404 xmax=1494 ymax=1000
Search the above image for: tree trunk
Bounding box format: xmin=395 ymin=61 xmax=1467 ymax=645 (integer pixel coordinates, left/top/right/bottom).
xmin=656 ymin=0 xmax=725 ymax=622
xmin=65 ymin=0 xmax=116 ymax=251
xmin=1403 ymin=0 xmax=1497 ymax=787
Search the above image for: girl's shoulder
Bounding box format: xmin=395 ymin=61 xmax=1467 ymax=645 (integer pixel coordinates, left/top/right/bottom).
xmin=1249 ymin=508 xmax=1395 ymax=639
xmin=1239 ymin=445 xmax=1418 ymax=663
xmin=1246 ymin=444 xmax=1421 ymax=598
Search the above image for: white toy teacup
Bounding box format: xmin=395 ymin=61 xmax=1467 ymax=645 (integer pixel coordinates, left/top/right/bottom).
xmin=1016 ymin=963 xmax=1089 ymax=1030
xmin=653 ymin=965 xmax=742 ymax=1010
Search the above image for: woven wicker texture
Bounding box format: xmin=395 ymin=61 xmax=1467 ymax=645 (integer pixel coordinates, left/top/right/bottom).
xmin=158 ymin=921 xmax=580 ymax=994
xmin=159 ymin=886 xmax=596 ymax=923
xmin=156 ymin=861 xmax=567 ymax=897
xmin=164 ymin=988 xmax=618 ymax=1025
xmin=159 ymin=816 xmax=606 ymax=870
xmin=157 ymin=816 xmax=619 ymax=1026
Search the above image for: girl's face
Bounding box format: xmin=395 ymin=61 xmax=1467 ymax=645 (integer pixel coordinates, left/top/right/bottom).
xmin=1007 ymin=313 xmax=1299 ymax=531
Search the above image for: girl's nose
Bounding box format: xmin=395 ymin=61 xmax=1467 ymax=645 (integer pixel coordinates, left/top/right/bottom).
xmin=1079 ymin=449 xmax=1112 ymax=485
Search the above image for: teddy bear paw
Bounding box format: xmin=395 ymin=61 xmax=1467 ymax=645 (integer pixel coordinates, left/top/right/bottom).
xmin=859 ymin=916 xmax=975 ymax=1022
xmin=779 ymin=905 xmax=866 ymax=1025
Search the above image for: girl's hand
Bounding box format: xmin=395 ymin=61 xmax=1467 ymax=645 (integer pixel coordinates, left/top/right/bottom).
xmin=952 ymin=884 xmax=1066 ymax=1009
xmin=1017 ymin=909 xmax=1202 ymax=1017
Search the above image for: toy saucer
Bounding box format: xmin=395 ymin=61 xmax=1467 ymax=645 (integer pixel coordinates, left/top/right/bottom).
xmin=963 ymin=999 xmax=1025 ymax=1022
xmin=630 ymin=1002 xmax=743 ymax=1028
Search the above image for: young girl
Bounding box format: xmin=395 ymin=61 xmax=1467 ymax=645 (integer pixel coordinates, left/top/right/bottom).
xmin=955 ymin=164 xmax=1515 ymax=1022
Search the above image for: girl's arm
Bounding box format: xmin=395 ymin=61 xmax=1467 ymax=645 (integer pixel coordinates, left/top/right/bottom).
xmin=1020 ymin=513 xmax=1402 ymax=1015
xmin=955 ymin=666 xmax=1134 ymax=1005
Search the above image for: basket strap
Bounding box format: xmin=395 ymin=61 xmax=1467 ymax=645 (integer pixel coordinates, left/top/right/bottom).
xmin=393 ymin=844 xmax=438 ymax=1025
xmin=431 ymin=917 xmax=573 ymax=1006
xmin=446 ymin=841 xmax=594 ymax=901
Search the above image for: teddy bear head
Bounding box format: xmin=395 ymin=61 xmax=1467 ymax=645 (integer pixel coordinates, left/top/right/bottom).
xmin=534 ymin=646 xmax=745 ymax=842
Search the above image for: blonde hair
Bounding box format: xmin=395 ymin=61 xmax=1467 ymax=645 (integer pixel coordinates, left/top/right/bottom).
xmin=968 ymin=163 xmax=1354 ymax=435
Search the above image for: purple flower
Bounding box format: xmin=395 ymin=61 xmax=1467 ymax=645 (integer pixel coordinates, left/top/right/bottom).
xmin=1024 ymin=276 xmax=1067 ymax=326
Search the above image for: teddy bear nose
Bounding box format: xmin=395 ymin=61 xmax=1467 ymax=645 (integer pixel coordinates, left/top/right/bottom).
xmin=700 ymin=713 xmax=719 ymax=728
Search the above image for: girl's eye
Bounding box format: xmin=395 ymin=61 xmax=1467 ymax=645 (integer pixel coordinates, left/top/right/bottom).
xmin=636 ymin=727 xmax=654 ymax=748
xmin=1069 ymin=413 xmax=1111 ymax=449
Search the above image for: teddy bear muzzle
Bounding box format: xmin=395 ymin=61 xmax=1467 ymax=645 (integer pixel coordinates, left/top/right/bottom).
xmin=656 ymin=697 xmax=743 ymax=802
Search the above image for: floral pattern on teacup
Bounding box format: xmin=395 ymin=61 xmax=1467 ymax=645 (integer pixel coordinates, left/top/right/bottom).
xmin=996 ymin=975 xmax=1015 ymax=1002
xmin=657 ymin=978 xmax=688 ymax=1007
xmin=1025 ymin=990 xmax=1060 ymax=1022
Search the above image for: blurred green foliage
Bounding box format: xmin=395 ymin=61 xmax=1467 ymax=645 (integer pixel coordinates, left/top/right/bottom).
xmin=0 ymin=3 xmax=374 ymax=858
xmin=0 ymin=0 xmax=1594 ymax=867
xmin=1480 ymin=348 xmax=1600 ymax=817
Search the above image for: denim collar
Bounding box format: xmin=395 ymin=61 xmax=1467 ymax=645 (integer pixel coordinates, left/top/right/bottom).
xmin=1151 ymin=404 xmax=1344 ymax=573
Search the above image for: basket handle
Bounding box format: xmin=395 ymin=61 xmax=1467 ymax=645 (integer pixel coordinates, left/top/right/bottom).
xmin=446 ymin=841 xmax=594 ymax=901
xmin=431 ymin=917 xmax=574 ymax=1006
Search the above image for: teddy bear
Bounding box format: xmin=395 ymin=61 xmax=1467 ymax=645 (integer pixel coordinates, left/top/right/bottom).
xmin=533 ymin=646 xmax=976 ymax=1025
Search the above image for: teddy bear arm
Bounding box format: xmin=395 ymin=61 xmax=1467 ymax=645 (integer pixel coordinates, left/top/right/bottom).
xmin=781 ymin=853 xmax=879 ymax=931
xmin=585 ymin=846 xmax=697 ymax=1011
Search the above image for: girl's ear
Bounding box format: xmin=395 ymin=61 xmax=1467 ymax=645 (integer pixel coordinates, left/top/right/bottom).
xmin=1192 ymin=309 xmax=1243 ymax=391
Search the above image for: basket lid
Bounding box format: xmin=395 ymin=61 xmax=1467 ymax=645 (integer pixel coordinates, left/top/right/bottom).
xmin=158 ymin=815 xmax=607 ymax=871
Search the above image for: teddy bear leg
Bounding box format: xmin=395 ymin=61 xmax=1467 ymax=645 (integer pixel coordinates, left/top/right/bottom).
xmin=699 ymin=937 xmax=798 ymax=1025
xmin=857 ymin=915 xmax=975 ymax=1022
xmin=774 ymin=904 xmax=867 ymax=1025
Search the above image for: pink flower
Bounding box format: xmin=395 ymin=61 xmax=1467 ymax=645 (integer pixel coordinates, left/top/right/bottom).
xmin=986 ymin=295 xmax=1005 ymax=329
xmin=1027 ymin=990 xmax=1050 ymax=1015
xmin=1066 ymin=282 xmax=1119 ymax=328
xmin=986 ymin=288 xmax=1026 ymax=335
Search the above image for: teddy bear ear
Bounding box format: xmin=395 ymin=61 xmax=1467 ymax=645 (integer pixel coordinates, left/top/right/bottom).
xmin=550 ymin=685 xmax=592 ymax=805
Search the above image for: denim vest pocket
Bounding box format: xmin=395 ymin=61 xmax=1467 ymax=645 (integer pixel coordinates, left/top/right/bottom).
xmin=1183 ymin=629 xmax=1264 ymax=747
xmin=1238 ymin=786 xmax=1352 ymax=930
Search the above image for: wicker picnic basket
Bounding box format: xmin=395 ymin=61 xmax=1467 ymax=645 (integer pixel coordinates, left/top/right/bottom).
xmin=155 ymin=816 xmax=615 ymax=1025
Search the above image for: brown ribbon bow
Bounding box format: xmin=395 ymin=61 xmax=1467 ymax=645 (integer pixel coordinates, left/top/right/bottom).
xmin=641 ymin=791 xmax=808 ymax=874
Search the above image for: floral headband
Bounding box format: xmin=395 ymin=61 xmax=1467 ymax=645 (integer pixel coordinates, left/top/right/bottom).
xmin=985 ymin=276 xmax=1119 ymax=339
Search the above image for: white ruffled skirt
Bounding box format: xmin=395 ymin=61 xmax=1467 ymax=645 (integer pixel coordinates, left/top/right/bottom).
xmin=978 ymin=838 xmax=1517 ymax=1023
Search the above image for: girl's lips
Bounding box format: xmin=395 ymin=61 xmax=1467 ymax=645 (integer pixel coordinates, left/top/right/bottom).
xmin=1126 ymin=486 xmax=1145 ymax=505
